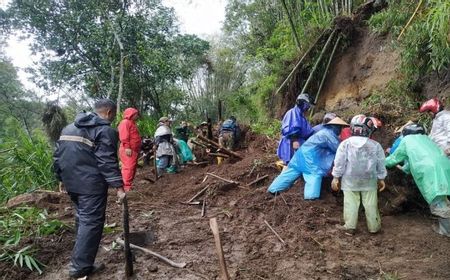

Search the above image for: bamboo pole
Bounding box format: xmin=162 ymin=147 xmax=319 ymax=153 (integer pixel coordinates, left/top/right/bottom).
xmin=300 ymin=29 xmax=336 ymax=96
xmin=309 ymin=35 xmax=342 ymax=117
xmin=397 ymin=0 xmax=423 ymax=40
xmin=280 ymin=0 xmax=302 ymax=50
xmin=274 ymin=30 xmax=328 ymax=96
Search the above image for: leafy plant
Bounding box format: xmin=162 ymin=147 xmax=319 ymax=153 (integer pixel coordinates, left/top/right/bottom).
xmin=0 ymin=121 xmax=56 ymax=204
xmin=0 ymin=245 xmax=44 ymax=274
xmin=0 ymin=207 xmax=66 ymax=274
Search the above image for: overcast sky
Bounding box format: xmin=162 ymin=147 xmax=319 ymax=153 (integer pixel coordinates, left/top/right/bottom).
xmin=2 ymin=0 xmax=227 ymax=92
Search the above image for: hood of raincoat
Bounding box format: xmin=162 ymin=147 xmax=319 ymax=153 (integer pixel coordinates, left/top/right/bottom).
xmin=74 ymin=112 xmax=110 ymax=128
xmin=348 ymin=136 xmax=369 ymax=148
xmin=123 ymin=108 xmax=139 ymax=120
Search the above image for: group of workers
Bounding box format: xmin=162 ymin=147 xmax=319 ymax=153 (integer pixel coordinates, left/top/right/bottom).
xmin=53 ymin=99 xmax=241 ymax=278
xmin=51 ymin=93 xmax=448 ymax=278
xmin=269 ymin=93 xmax=450 ymax=236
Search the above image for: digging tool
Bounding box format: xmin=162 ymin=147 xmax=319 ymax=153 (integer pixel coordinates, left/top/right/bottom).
xmin=122 ymin=196 xmax=134 ymax=277
xmin=209 ymin=218 xmax=230 ymax=280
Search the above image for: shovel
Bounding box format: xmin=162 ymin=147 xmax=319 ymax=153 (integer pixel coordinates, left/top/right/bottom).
xmin=122 ymin=196 xmax=134 ymax=277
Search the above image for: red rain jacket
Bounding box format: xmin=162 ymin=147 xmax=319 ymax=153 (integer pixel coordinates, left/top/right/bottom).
xmin=118 ymin=108 xmax=141 ymax=151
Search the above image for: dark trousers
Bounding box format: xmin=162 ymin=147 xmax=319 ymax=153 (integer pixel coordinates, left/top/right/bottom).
xmin=68 ymin=192 xmax=107 ymax=273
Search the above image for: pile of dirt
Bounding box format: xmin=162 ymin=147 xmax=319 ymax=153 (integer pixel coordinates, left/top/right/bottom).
xmin=7 ymin=132 xmax=449 ymax=280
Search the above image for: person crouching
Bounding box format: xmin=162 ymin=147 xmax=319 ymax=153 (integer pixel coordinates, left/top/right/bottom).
xmin=331 ymin=115 xmax=387 ymax=234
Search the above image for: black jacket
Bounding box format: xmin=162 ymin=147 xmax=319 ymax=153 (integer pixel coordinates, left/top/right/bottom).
xmin=53 ymin=112 xmax=123 ymax=194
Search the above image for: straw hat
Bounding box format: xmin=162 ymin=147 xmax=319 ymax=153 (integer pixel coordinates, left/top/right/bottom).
xmin=394 ymin=120 xmax=414 ymax=134
xmin=325 ymin=117 xmax=349 ymax=126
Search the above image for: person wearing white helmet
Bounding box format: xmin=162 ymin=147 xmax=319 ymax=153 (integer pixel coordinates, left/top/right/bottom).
xmin=154 ymin=117 xmax=177 ymax=174
xmin=332 ymin=115 xmax=387 ymax=235
xmin=277 ymin=93 xmax=314 ymax=165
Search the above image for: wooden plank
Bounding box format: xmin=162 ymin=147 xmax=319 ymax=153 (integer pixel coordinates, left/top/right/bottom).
xmin=209 ymin=218 xmax=230 ymax=280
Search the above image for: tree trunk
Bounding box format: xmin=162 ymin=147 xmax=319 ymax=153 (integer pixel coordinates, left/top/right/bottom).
xmin=280 ymin=0 xmax=301 ymax=50
xmin=112 ymin=29 xmax=124 ymax=115
xmin=107 ymin=58 xmax=115 ymax=99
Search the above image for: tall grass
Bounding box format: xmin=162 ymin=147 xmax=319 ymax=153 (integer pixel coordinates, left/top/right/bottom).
xmin=0 ymin=121 xmax=56 ymax=204
xmin=368 ymin=0 xmax=450 ymax=82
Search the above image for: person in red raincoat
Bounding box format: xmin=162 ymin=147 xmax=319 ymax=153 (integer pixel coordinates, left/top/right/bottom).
xmin=118 ymin=108 xmax=141 ymax=191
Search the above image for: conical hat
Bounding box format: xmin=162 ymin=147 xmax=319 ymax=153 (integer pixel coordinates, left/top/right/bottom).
xmin=325 ymin=117 xmax=349 ymax=126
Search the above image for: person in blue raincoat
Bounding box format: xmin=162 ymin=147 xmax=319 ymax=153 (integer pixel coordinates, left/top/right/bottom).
xmin=277 ymin=93 xmax=314 ymax=165
xmin=268 ymin=117 xmax=349 ymax=200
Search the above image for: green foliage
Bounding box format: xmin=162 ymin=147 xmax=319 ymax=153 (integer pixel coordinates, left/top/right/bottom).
xmin=368 ymin=0 xmax=450 ymax=84
xmin=136 ymin=116 xmax=158 ymax=137
xmin=367 ymin=0 xmax=415 ymax=36
xmin=0 ymin=207 xmax=66 ymax=274
xmin=251 ymin=119 xmax=281 ymax=139
xmin=6 ymin=0 xmax=210 ymax=118
xmin=0 ymin=245 xmax=44 ymax=274
xmin=0 ymin=121 xmax=56 ymax=204
xmin=425 ymin=0 xmax=450 ymax=73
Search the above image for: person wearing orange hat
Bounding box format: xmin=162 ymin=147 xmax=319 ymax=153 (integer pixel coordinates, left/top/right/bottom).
xmin=419 ymin=97 xmax=450 ymax=156
xmin=118 ymin=108 xmax=141 ymax=191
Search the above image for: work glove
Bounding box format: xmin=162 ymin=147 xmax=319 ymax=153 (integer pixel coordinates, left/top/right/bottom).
xmin=116 ymin=187 xmax=126 ymax=204
xmin=125 ymin=148 xmax=132 ymax=157
xmin=331 ymin=177 xmax=340 ymax=192
xmin=377 ymin=180 xmax=386 ymax=192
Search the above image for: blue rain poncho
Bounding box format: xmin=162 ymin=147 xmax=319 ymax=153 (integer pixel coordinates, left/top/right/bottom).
xmin=388 ymin=135 xmax=403 ymax=154
xmin=277 ymin=105 xmax=313 ymax=164
xmin=385 ymin=134 xmax=450 ymax=204
xmin=269 ymin=125 xmax=341 ymax=199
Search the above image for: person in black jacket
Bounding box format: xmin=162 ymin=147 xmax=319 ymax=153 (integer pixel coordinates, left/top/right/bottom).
xmin=53 ymin=99 xmax=125 ymax=278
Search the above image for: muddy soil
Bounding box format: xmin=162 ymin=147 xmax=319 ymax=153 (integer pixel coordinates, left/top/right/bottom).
xmin=5 ymin=134 xmax=450 ymax=280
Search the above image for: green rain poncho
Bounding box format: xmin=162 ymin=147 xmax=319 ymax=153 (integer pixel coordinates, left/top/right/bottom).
xmin=385 ymin=134 xmax=450 ymax=204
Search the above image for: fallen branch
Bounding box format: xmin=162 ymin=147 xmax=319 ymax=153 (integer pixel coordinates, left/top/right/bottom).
xmin=264 ymin=220 xmax=286 ymax=245
xmin=186 ymin=184 xmax=210 ymax=203
xmin=208 ymin=153 xmax=230 ymax=158
xmin=198 ymin=135 xmax=243 ymax=159
xmin=216 ymin=148 xmax=243 ymax=160
xmin=197 ymin=134 xmax=220 ymax=148
xmin=116 ymin=238 xmax=186 ymax=268
xmin=187 ymin=161 xmax=209 ymax=166
xmin=246 ymin=175 xmax=269 ymax=187
xmin=206 ymin=172 xmax=239 ymax=185
xmin=190 ymin=140 xmax=208 ymax=148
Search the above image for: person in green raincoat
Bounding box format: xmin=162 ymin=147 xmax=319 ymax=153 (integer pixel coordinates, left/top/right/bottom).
xmin=385 ymin=123 xmax=450 ymax=237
